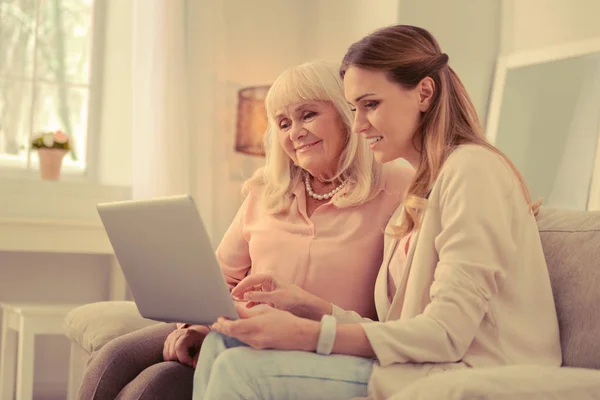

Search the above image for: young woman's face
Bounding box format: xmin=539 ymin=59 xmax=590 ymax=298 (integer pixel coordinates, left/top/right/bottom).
xmin=275 ymin=100 xmax=346 ymax=180
xmin=344 ymin=66 xmax=431 ymax=167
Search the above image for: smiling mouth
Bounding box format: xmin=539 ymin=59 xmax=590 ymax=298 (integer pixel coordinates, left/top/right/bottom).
xmin=367 ymin=137 xmax=383 ymax=144
xmin=296 ymin=141 xmax=321 ymax=151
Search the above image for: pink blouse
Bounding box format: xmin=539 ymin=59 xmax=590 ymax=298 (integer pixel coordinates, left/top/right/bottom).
xmin=387 ymin=233 xmax=411 ymax=303
xmin=216 ymin=164 xmax=413 ymax=320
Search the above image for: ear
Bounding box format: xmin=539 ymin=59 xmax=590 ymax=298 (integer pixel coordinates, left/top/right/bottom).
xmin=417 ymin=77 xmax=435 ymax=112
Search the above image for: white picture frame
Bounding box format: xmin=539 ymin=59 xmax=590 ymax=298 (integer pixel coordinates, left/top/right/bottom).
xmin=485 ymin=38 xmax=600 ymax=211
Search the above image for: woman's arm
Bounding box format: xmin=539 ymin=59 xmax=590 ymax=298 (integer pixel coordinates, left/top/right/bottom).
xmin=216 ymin=195 xmax=253 ymax=288
xmin=330 ymin=304 xmax=374 ymax=324
xmin=292 ymin=318 xmax=376 ymax=357
xmin=320 ymin=150 xmax=517 ymax=364
xmin=231 ymin=272 xmax=377 ymax=323
xmin=284 ymin=293 xmax=374 ymax=323
xmin=330 ymin=324 xmax=377 ymax=357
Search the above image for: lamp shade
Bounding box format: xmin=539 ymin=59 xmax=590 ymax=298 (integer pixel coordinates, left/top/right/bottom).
xmin=235 ymin=85 xmax=270 ymax=156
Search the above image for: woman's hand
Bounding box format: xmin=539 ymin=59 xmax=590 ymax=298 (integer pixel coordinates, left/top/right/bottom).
xmin=163 ymin=325 xmax=210 ymax=368
xmin=211 ymin=303 xmax=320 ymax=351
xmin=231 ymin=272 xmax=332 ymax=320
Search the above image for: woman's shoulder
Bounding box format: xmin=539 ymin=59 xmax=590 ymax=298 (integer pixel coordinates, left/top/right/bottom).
xmin=380 ymin=161 xmax=415 ymax=196
xmin=242 ymin=167 xmax=268 ymax=196
xmin=436 ymin=144 xmax=518 ymax=198
xmin=238 ymin=170 xmax=269 ymax=214
xmin=444 ymin=144 xmax=509 ymax=172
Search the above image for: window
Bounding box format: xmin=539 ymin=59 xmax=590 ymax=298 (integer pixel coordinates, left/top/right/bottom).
xmin=0 ymin=0 xmax=100 ymax=177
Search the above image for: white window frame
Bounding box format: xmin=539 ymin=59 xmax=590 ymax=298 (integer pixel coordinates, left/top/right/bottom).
xmin=0 ymin=0 xmax=106 ymax=183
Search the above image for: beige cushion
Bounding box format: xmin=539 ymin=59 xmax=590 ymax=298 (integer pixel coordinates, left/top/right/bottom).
xmin=537 ymin=208 xmax=600 ymax=369
xmin=392 ymin=365 xmax=600 ymax=400
xmin=63 ymin=301 xmax=159 ymax=353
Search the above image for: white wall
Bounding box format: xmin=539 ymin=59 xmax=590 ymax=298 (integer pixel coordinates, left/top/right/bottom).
xmin=311 ymin=0 xmax=400 ymax=62
xmin=397 ymin=0 xmax=501 ymax=123
xmin=501 ymin=0 xmax=600 ymax=54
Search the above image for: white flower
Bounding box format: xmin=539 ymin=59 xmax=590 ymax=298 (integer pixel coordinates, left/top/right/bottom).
xmin=42 ymin=134 xmax=54 ymax=147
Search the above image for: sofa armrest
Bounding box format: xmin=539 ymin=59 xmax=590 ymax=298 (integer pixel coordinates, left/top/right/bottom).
xmin=63 ymin=301 xmax=159 ymax=354
xmin=391 ymin=365 xmax=600 ymax=400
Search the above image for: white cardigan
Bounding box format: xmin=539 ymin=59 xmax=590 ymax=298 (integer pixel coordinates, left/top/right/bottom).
xmin=333 ymin=145 xmax=562 ymax=400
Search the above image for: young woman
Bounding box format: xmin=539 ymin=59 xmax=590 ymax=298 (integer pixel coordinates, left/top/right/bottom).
xmin=193 ymin=25 xmax=561 ymax=400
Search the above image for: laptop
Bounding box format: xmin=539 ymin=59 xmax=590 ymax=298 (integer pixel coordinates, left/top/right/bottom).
xmin=97 ymin=194 xmax=239 ymax=325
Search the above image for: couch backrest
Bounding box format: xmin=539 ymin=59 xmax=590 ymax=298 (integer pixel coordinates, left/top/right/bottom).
xmin=537 ymin=207 xmax=600 ymax=369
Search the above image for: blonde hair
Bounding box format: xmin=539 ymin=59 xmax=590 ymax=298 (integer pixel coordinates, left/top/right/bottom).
xmin=341 ymin=25 xmax=540 ymax=237
xmin=244 ymin=60 xmax=383 ymax=214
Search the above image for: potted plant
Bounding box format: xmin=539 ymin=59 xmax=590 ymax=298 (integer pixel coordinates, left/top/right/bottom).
xmin=31 ymin=130 xmax=71 ymax=180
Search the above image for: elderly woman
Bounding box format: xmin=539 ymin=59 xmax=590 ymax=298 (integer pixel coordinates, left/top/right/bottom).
xmin=77 ymin=61 xmax=413 ymax=400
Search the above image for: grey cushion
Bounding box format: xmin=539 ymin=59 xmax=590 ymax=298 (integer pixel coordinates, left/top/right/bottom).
xmin=63 ymin=301 xmax=159 ymax=354
xmin=537 ymin=207 xmax=600 ymax=369
xmin=392 ymin=365 xmax=600 ymax=400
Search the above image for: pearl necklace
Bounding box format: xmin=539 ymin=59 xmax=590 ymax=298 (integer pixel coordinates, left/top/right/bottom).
xmin=304 ymin=174 xmax=347 ymax=201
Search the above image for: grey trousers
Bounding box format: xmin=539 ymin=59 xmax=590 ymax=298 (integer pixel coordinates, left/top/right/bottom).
xmin=76 ymin=323 xmax=194 ymax=400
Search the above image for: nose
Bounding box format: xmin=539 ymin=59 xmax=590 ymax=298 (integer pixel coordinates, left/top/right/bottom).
xmin=352 ymin=111 xmax=370 ymax=135
xmin=289 ymin=123 xmax=307 ymax=141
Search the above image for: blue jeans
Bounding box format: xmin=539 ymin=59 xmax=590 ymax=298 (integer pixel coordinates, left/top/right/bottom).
xmin=193 ymin=331 xmax=375 ymax=400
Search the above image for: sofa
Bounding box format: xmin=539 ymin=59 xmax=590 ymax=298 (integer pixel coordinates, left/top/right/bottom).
xmin=64 ymin=207 xmax=600 ymax=399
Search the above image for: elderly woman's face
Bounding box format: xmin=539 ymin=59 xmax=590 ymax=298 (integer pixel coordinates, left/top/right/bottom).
xmin=274 ymin=100 xmax=346 ymax=179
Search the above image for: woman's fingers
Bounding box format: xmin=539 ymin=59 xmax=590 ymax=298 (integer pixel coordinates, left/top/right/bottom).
xmin=245 ymin=300 xmax=260 ymax=308
xmin=174 ymin=334 xmax=193 ymax=366
xmin=163 ymin=328 xmax=181 ymax=361
xmin=168 ymin=331 xmax=177 ymax=360
xmin=243 ymin=290 xmax=276 ymax=303
xmin=232 ymin=273 xmax=276 ymax=298
xmin=211 ymin=317 xmax=234 ymax=336
xmin=162 ymin=338 xmax=170 ymax=360
xmin=174 ymin=329 xmax=206 ymax=367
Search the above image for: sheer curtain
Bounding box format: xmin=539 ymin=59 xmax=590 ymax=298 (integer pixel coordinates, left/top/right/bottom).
xmin=131 ymin=0 xmax=190 ymax=200
xmin=130 ymin=0 xmax=226 ymax=243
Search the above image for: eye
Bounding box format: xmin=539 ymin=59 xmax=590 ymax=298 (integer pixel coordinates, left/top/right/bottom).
xmin=364 ymin=101 xmax=380 ymax=110
xmin=278 ymin=119 xmax=291 ymax=130
xmin=302 ymin=111 xmax=317 ymax=120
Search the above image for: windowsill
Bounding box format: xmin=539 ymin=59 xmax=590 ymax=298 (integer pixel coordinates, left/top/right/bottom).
xmin=0 ymin=217 xmax=114 ymax=254
xmin=0 ymin=163 xmax=87 ymax=182
xmin=0 ymin=178 xmax=131 ymax=254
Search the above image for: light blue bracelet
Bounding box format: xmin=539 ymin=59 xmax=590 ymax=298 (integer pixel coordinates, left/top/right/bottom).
xmin=316 ymin=314 xmax=337 ymax=355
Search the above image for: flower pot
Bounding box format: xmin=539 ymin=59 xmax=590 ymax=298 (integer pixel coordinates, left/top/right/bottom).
xmin=38 ymin=148 xmax=68 ymax=180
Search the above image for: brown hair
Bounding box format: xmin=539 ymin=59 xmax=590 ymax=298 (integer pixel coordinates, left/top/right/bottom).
xmin=340 ymin=25 xmax=539 ymax=237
